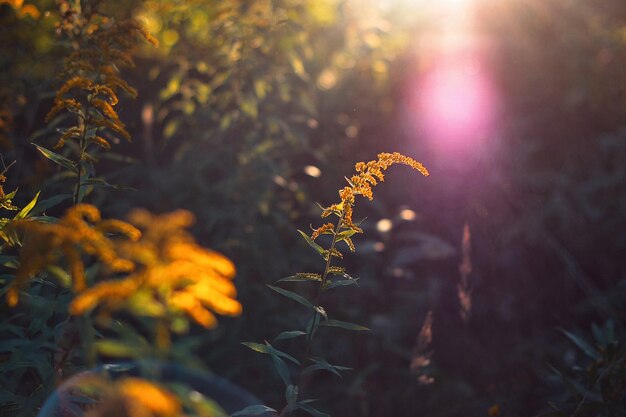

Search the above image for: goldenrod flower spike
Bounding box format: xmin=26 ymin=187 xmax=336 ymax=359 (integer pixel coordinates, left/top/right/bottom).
xmin=314 ymin=152 xmax=428 ymax=252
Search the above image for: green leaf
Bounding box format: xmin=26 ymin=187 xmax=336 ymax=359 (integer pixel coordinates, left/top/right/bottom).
xmin=319 ymin=319 xmax=369 ymax=331
xmin=267 ymin=285 xmax=314 ymax=309
xmin=290 ymin=55 xmax=308 ymax=81
xmin=324 ymin=275 xmax=359 ymax=291
xmin=558 ymin=328 xmax=599 ymax=360
xmin=14 ymin=191 xmax=40 ymax=220
xmin=81 ymin=178 xmax=137 ymax=191
xmin=305 ymin=312 xmax=321 ymax=342
xmin=44 ymin=265 xmax=71 ymax=287
xmin=231 ymin=405 xmax=276 ymax=417
xmin=297 ymin=229 xmax=325 ymax=257
xmin=271 ymin=354 xmax=292 ymax=386
xmin=241 ymin=342 xmax=300 ymax=365
xmin=95 ymin=340 xmax=139 ymax=358
xmin=302 ymin=357 xmax=351 ymax=377
xmin=337 ymin=229 xmax=357 ymax=239
xmin=33 ymin=144 xmax=77 ymax=173
xmin=30 ymin=194 xmax=72 ymax=216
xmin=274 ymin=331 xmax=306 ymax=342
xmin=254 ymin=79 xmax=268 ymax=99
xmin=286 ymin=385 xmax=298 ymax=412
xmin=0 ymin=255 xmax=18 ymax=268
xmin=297 ymin=403 xmax=330 ymax=417
xmin=168 ymin=383 xmax=228 ymax=417
xmin=591 ymin=323 xmax=604 ymax=346
xmin=240 ymin=95 xmax=258 ymax=118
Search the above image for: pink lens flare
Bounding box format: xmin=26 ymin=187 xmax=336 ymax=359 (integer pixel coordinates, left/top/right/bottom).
xmin=406 ymin=35 xmax=500 ymax=159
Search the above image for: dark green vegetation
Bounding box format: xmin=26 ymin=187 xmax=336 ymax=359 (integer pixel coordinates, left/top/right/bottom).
xmin=0 ymin=0 xmax=625 ymax=416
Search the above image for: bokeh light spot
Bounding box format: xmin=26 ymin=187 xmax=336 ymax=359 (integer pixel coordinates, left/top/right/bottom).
xmin=376 ymin=218 xmax=393 ymax=233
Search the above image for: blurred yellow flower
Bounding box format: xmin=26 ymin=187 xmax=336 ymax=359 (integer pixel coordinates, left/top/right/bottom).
xmin=8 ymin=204 xmax=139 ymax=306
xmin=76 ymin=376 xmax=181 ymax=417
xmin=70 ymin=209 xmax=242 ymax=329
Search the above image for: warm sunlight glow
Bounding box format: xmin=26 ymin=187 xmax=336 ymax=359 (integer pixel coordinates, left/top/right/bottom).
xmin=399 ymin=0 xmax=500 ymax=160
xmin=413 ymin=51 xmax=497 ymax=151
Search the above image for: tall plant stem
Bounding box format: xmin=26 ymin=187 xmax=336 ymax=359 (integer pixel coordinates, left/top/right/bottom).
xmin=73 ymin=127 xmax=86 ymax=206
xmin=306 ymin=212 xmax=345 ymax=351
xmin=277 ymin=214 xmax=347 ymax=417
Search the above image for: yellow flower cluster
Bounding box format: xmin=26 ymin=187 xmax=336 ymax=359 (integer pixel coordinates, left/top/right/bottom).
xmin=0 ymin=0 xmax=40 ymax=19
xmin=70 ymin=209 xmax=242 ymax=329
xmin=312 ymin=152 xmax=429 ymax=252
xmin=8 ymin=204 xmax=139 ymax=307
xmin=76 ymin=376 xmax=181 ymax=417
xmin=46 ymin=3 xmax=158 ymax=151
xmin=0 ymin=174 xmax=18 ymax=211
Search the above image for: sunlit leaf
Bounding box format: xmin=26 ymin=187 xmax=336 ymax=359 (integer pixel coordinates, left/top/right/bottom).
xmin=14 ymin=191 xmax=40 ymax=220
xmin=44 ymin=265 xmax=71 ymax=287
xmin=240 ymin=95 xmax=258 ymax=118
xmin=297 ymin=229 xmax=325 ymax=257
xmin=33 ymin=144 xmax=77 ymax=173
xmin=254 ymin=79 xmax=268 ymax=99
xmin=290 ymin=55 xmax=308 ymax=81
xmin=0 ymin=255 xmax=18 ymax=268
xmin=94 ymin=340 xmax=139 ymax=358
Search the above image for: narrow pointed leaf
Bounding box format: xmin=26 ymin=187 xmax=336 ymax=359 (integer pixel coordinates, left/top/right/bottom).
xmin=319 ymin=319 xmax=369 ymax=331
xmin=267 ymin=285 xmax=314 ymax=309
xmin=231 ymin=405 xmax=276 ymax=417
xmin=271 ymin=354 xmax=292 ymax=387
xmin=302 ymin=357 xmax=351 ymax=377
xmin=305 ymin=312 xmax=321 ymax=342
xmin=33 ymin=144 xmax=77 ymax=173
xmin=81 ymin=178 xmax=137 ymax=191
xmin=324 ymin=276 xmax=360 ymax=291
xmin=274 ymin=331 xmax=306 ymax=342
xmin=277 ymin=274 xmax=321 ymax=283
xmin=297 ymin=229 xmax=325 ymax=256
xmin=30 ymin=194 xmax=72 ymax=216
xmin=558 ymin=328 xmax=599 ymax=360
xmin=14 ymin=191 xmax=40 ymax=220
xmin=241 ymin=342 xmax=300 ymax=365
